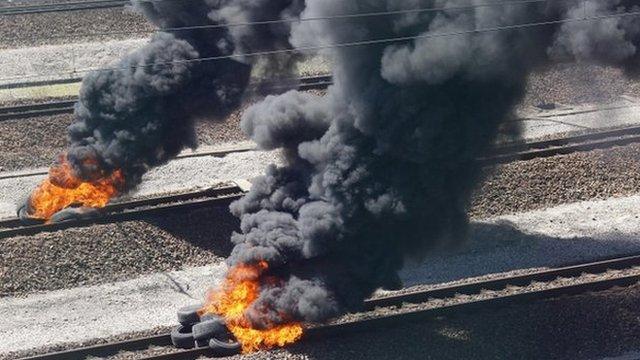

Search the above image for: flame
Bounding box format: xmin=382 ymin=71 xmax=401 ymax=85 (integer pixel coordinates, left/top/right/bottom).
xmin=201 ymin=261 xmax=303 ymax=353
xmin=28 ymin=154 xmax=124 ymax=220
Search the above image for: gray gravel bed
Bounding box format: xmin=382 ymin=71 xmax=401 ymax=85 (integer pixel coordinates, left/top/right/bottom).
xmin=194 ymin=103 xmax=252 ymax=146
xmin=0 ymin=326 xmax=172 ymax=360
xmin=523 ymin=63 xmax=640 ymax=108
xmin=471 ymin=143 xmax=640 ymax=218
xmin=0 ymin=0 xmax=116 ymax=6
xmin=0 ymin=111 xmax=248 ymax=172
xmin=0 ymin=91 xmax=322 ymax=172
xmin=105 ymin=346 xmax=183 ymax=360
xmin=0 ymin=205 xmax=237 ymax=296
xmin=233 ymin=280 xmax=640 ymax=360
xmin=0 ymin=112 xmax=72 ymax=171
xmin=0 ymin=6 xmax=152 ymax=49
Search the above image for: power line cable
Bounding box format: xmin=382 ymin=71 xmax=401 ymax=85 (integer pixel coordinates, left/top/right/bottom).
xmin=0 ymin=7 xmax=636 ymax=83
xmin=8 ymin=0 xmax=550 ymax=41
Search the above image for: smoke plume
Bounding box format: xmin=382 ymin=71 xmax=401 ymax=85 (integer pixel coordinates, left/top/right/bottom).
xmin=66 ymin=0 xmax=304 ymax=189
xmin=226 ymin=0 xmax=640 ymax=328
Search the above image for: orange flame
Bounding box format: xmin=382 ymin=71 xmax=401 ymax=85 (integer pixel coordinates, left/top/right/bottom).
xmin=201 ymin=261 xmax=303 ymax=353
xmin=28 ymin=154 xmax=124 ymax=220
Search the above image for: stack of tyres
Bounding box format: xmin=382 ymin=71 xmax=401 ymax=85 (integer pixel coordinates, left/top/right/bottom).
xmin=172 ymin=304 xmax=242 ymax=356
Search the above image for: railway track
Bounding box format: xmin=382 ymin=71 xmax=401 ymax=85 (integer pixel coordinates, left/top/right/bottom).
xmin=483 ymin=124 xmax=640 ymax=164
xmin=1 ymin=123 xmax=639 ymax=238
xmin=0 ymin=142 xmax=256 ymax=181
xmin=0 ymin=100 xmax=76 ymax=121
xmin=18 ymin=252 xmax=640 ymax=360
xmin=0 ymin=75 xmax=333 ymax=122
xmin=0 ymin=180 xmax=248 ymax=239
xmin=2 ymin=72 xmax=639 ymax=167
xmin=2 ymin=122 xmax=639 ymax=183
xmin=0 ymin=0 xmax=127 ymax=16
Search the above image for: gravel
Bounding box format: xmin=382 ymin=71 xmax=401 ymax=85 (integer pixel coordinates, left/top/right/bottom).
xmin=0 ymin=91 xmax=322 ymax=172
xmin=0 ymin=6 xmax=153 ymax=49
xmin=0 ymin=205 xmax=237 ymax=296
xmin=0 ymin=94 xmax=75 ymax=107
xmin=471 ymin=143 xmax=640 ymax=218
xmin=0 ymin=110 xmax=248 ymax=173
xmin=231 ymin=281 xmax=640 ymax=360
xmin=0 ymin=113 xmax=72 ymax=170
xmin=0 ymin=62 xmax=631 ymax=172
xmin=0 ymin=326 xmax=172 ymax=360
xmin=523 ymin=63 xmax=640 ymax=108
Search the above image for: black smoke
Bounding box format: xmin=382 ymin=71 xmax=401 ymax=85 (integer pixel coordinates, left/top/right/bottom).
xmin=66 ymin=0 xmax=304 ymax=188
xmin=226 ymin=0 xmax=640 ymax=328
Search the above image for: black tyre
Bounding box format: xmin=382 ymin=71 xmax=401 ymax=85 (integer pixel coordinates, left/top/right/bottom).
xmin=177 ymin=304 xmax=203 ymax=326
xmin=16 ymin=197 xmax=43 ymax=225
xmin=192 ymin=317 xmax=227 ymax=341
xmin=49 ymin=207 xmax=99 ymax=223
xmin=209 ymin=337 xmax=241 ymax=356
xmin=195 ymin=338 xmax=209 ymax=348
xmin=171 ymin=325 xmax=195 ymax=349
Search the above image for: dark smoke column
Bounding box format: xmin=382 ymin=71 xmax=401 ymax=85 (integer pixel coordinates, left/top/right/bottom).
xmin=67 ymin=0 xmax=303 ymax=190
xmin=228 ymin=0 xmax=640 ymax=328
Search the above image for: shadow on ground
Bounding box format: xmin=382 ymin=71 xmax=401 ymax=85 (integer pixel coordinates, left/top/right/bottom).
xmin=400 ymin=221 xmax=640 ymax=287
xmin=147 ymin=203 xmax=240 ymax=256
xmin=280 ymin=282 xmax=640 ymax=360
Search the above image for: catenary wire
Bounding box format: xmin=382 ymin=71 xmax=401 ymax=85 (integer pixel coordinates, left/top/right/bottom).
xmin=6 ymin=0 xmax=552 ymax=41
xmin=0 ymin=6 xmax=636 ymax=83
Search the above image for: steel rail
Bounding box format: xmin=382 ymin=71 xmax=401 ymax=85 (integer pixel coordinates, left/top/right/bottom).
xmin=0 ymin=183 xmax=245 ymax=239
xmin=2 ymin=72 xmax=640 ymax=167
xmin=1 ymin=123 xmax=639 ymax=183
xmin=0 ymin=100 xmax=76 ymax=121
xmin=0 ymin=142 xmax=256 ymax=181
xmin=17 ymin=252 xmax=640 ymax=360
xmin=0 ymin=0 xmax=127 ymax=16
xmin=0 ymin=77 xmax=83 ymax=90
xmin=483 ymin=131 xmax=640 ymax=165
xmin=0 ymin=75 xmax=332 ymax=122
xmin=3 ymin=71 xmax=640 ymax=162
xmin=494 ymin=124 xmax=640 ymax=154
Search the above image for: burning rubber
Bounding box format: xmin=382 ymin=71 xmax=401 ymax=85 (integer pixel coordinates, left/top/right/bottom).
xmin=16 ymin=196 xmax=100 ymax=224
xmin=16 ymin=197 xmax=42 ymax=225
xmin=172 ymin=304 xmax=241 ymax=355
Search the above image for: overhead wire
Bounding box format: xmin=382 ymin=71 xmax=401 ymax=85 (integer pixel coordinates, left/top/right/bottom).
xmin=0 ymin=2 xmax=637 ymax=84
xmin=6 ymin=0 xmax=551 ymax=41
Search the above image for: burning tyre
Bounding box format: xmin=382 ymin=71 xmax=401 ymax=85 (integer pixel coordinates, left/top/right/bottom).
xmin=17 ymin=194 xmax=101 ymax=224
xmin=192 ymin=317 xmax=229 ymax=341
xmin=16 ymin=196 xmax=43 ymax=225
xmin=18 ymin=154 xmax=124 ymax=224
